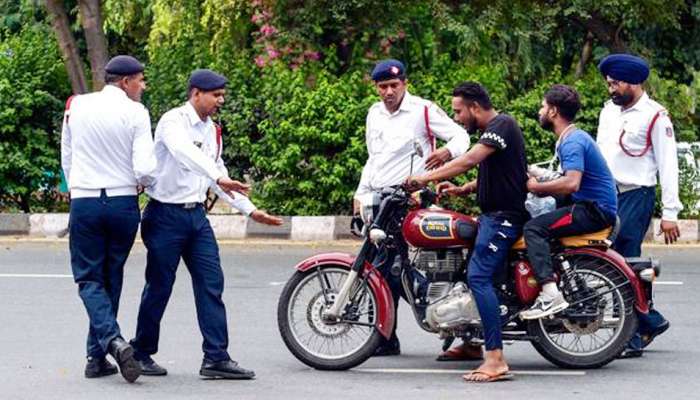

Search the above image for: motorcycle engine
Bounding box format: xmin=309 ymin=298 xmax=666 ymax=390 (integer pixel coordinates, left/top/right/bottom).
xmin=416 ymin=250 xmax=481 ymax=330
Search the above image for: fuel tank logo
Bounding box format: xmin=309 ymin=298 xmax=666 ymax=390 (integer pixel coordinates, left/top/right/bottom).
xmin=419 ymin=215 xmax=454 ymax=239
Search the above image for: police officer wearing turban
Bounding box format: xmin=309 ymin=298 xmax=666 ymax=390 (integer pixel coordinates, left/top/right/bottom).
xmin=129 ymin=69 xmax=282 ymax=379
xmin=354 ymin=59 xmax=470 ymax=356
xmin=61 ymin=55 xmax=156 ymax=382
xmin=596 ymin=54 xmax=679 ymax=357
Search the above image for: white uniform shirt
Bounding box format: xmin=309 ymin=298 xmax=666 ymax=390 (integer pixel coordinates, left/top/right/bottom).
xmin=60 ymin=85 xmax=157 ymax=198
xmin=146 ymin=102 xmax=256 ymax=215
xmin=596 ymin=92 xmax=683 ymax=220
xmin=355 ymin=91 xmax=469 ymax=197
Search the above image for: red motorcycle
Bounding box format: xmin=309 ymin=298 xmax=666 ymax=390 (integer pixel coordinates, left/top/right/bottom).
xmin=277 ymin=185 xmax=659 ymax=370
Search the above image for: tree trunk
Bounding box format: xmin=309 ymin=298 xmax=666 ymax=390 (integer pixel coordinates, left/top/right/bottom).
xmin=575 ymin=32 xmax=594 ymax=78
xmin=45 ymin=0 xmax=88 ymax=94
xmin=78 ymin=0 xmax=109 ymax=91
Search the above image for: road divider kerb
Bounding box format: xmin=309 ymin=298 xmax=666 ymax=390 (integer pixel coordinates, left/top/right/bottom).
xmin=1 ymin=213 xmax=698 ymax=243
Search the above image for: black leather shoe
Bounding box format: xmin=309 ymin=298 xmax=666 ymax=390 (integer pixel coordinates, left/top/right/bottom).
xmin=137 ymin=356 xmax=167 ymax=376
xmin=85 ymin=356 xmax=118 ymax=378
xmin=642 ymin=320 xmax=671 ymax=349
xmin=200 ymin=359 xmax=255 ymax=380
xmin=108 ymin=337 xmax=141 ymax=383
xmin=373 ymin=338 xmax=401 ymax=357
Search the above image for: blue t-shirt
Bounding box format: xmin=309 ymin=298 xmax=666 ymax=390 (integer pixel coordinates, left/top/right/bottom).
xmin=558 ymin=129 xmax=618 ymax=220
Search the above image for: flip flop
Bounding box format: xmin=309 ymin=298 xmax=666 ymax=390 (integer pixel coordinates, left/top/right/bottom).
xmin=462 ymin=370 xmax=513 ymax=383
xmin=436 ymin=346 xmax=484 ymax=362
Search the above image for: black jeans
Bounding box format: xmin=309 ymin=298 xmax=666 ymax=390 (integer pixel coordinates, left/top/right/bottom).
xmin=524 ymin=201 xmax=614 ymax=284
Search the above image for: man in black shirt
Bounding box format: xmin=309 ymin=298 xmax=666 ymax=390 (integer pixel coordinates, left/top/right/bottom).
xmin=407 ymin=82 xmax=528 ymax=383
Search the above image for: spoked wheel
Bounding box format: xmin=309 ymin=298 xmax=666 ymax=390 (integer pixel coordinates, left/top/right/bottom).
xmin=528 ymin=253 xmax=638 ymax=369
xmin=277 ymin=266 xmax=382 ymax=370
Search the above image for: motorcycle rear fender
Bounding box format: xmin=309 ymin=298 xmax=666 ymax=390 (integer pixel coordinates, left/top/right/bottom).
xmin=564 ymin=247 xmax=649 ymax=314
xmin=293 ymin=252 xmax=395 ymax=339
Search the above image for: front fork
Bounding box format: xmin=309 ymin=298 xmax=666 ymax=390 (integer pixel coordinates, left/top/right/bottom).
xmin=321 ymin=239 xmax=375 ymax=321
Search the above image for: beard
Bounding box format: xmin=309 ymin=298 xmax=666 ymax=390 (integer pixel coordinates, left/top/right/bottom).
xmin=538 ymin=114 xmax=554 ymax=132
xmin=465 ymin=117 xmax=478 ymax=133
xmin=611 ymin=92 xmax=634 ymax=106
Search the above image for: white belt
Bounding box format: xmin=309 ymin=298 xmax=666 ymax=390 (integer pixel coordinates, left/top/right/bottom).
xmin=71 ymin=186 xmax=138 ymax=198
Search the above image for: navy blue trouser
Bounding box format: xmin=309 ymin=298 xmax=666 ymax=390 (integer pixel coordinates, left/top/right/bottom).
xmin=613 ymin=186 xmax=668 ymax=350
xmin=468 ymin=213 xmax=523 ymax=351
xmin=131 ymin=201 xmax=231 ymax=362
xmin=69 ymin=193 xmax=140 ymax=358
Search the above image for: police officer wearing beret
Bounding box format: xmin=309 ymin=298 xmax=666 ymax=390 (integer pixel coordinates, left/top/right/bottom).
xmin=596 ymin=54 xmax=679 ymax=357
xmin=61 ymin=55 xmax=156 ymax=382
xmin=129 ymin=69 xmax=282 ymax=379
xmin=354 ymin=59 xmax=470 ymax=356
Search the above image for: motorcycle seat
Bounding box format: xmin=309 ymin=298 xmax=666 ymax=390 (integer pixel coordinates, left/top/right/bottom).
xmin=511 ymin=226 xmax=614 ymax=250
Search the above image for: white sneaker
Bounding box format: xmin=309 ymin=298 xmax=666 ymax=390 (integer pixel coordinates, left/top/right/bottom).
xmin=520 ymin=293 xmax=569 ymax=320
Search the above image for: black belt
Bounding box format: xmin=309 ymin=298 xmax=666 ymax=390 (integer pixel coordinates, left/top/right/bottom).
xmin=150 ymin=199 xmax=203 ymax=209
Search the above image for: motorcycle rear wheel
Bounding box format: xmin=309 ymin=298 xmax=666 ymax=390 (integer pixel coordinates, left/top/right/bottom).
xmin=527 ymin=253 xmax=638 ymax=369
xmin=277 ymin=266 xmax=383 ymax=370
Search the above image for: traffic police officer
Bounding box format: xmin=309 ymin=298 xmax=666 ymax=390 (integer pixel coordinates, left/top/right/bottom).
xmin=61 ymin=55 xmax=156 ymax=382
xmin=355 ymin=59 xmax=470 ymax=356
xmin=129 ymin=69 xmax=282 ymax=379
xmin=596 ymin=54 xmax=681 ymax=357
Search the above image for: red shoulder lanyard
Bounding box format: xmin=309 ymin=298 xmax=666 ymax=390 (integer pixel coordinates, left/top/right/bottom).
xmin=618 ymin=110 xmax=665 ymax=157
xmin=214 ymin=123 xmax=222 ymax=159
xmin=424 ymin=105 xmax=435 ymax=152
xmin=64 ymin=95 xmax=76 ymax=123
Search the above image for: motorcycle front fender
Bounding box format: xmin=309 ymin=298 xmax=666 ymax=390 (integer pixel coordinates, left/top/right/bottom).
xmin=294 ymin=252 xmax=395 ymax=339
xmin=564 ymin=247 xmax=649 ymax=314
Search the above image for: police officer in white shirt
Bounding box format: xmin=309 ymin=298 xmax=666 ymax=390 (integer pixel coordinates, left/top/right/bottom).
xmin=129 ymin=69 xmax=282 ymax=380
xmin=596 ymin=54 xmax=679 ymax=357
xmin=61 ymin=55 xmax=156 ymax=383
xmin=354 ymin=59 xmax=469 ymax=356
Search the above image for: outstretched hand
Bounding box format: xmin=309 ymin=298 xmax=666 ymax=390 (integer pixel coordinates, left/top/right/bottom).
xmin=217 ymin=176 xmax=251 ymax=196
xmin=250 ymin=210 xmax=284 ymax=226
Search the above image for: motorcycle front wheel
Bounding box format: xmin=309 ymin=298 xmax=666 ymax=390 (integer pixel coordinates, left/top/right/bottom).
xmin=527 ymin=253 xmax=638 ymax=369
xmin=277 ymin=266 xmax=383 ymax=370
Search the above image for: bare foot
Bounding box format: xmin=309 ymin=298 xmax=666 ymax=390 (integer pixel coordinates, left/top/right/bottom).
xmin=463 ymin=350 xmax=511 ymax=383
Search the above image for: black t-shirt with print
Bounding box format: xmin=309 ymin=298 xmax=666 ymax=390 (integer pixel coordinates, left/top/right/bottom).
xmin=476 ymin=114 xmax=529 ymax=217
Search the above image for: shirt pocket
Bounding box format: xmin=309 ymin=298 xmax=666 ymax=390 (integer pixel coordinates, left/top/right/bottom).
xmin=619 ymin=119 xmax=649 ymax=153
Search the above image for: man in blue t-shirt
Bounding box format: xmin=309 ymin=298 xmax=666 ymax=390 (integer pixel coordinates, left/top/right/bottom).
xmin=520 ymin=84 xmax=618 ymax=320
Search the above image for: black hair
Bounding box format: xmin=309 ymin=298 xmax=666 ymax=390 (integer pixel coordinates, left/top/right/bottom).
xmin=544 ymin=84 xmax=581 ymax=122
xmin=104 ymin=72 xmax=125 ymax=84
xmin=452 ymin=81 xmax=492 ymax=110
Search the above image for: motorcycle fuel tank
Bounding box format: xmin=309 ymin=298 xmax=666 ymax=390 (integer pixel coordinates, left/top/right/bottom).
xmin=402 ymin=209 xmax=478 ymax=249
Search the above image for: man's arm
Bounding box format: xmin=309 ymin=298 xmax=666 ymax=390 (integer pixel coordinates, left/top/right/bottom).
xmin=424 ymin=103 xmax=469 ymax=169
xmin=131 ymin=107 xmax=157 ymax=187
xmin=411 ymin=143 xmax=495 ymax=188
xmin=353 ymin=113 xmax=374 ymax=213
xmin=527 ymin=171 xmax=582 ymax=196
xmin=651 ymin=113 xmax=682 ymax=243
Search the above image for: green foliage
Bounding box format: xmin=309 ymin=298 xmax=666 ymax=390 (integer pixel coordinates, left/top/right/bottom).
xmin=0 ymin=24 xmax=70 ymax=212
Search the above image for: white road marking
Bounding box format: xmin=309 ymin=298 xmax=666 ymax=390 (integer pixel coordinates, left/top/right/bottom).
xmin=269 ymin=281 xmax=286 ymax=286
xmin=0 ymin=273 xmax=72 ymax=278
xmin=354 ymin=368 xmax=585 ymax=376
xmin=654 ymin=281 xmax=684 ymax=285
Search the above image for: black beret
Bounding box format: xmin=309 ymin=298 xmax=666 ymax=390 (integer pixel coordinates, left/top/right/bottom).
xmin=104 ymin=55 xmax=144 ymax=76
xmin=371 ymin=59 xmax=406 ymax=82
xmin=188 ymin=69 xmax=228 ymax=91
xmin=598 ymin=54 xmax=650 ymax=84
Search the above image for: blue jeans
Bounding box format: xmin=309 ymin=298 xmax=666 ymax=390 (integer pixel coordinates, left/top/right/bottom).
xmin=468 ymin=213 xmax=523 ymax=351
xmin=131 ymin=201 xmax=231 ymax=362
xmin=69 ymin=193 xmax=140 ymax=358
xmin=613 ymin=186 xmax=667 ymax=350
